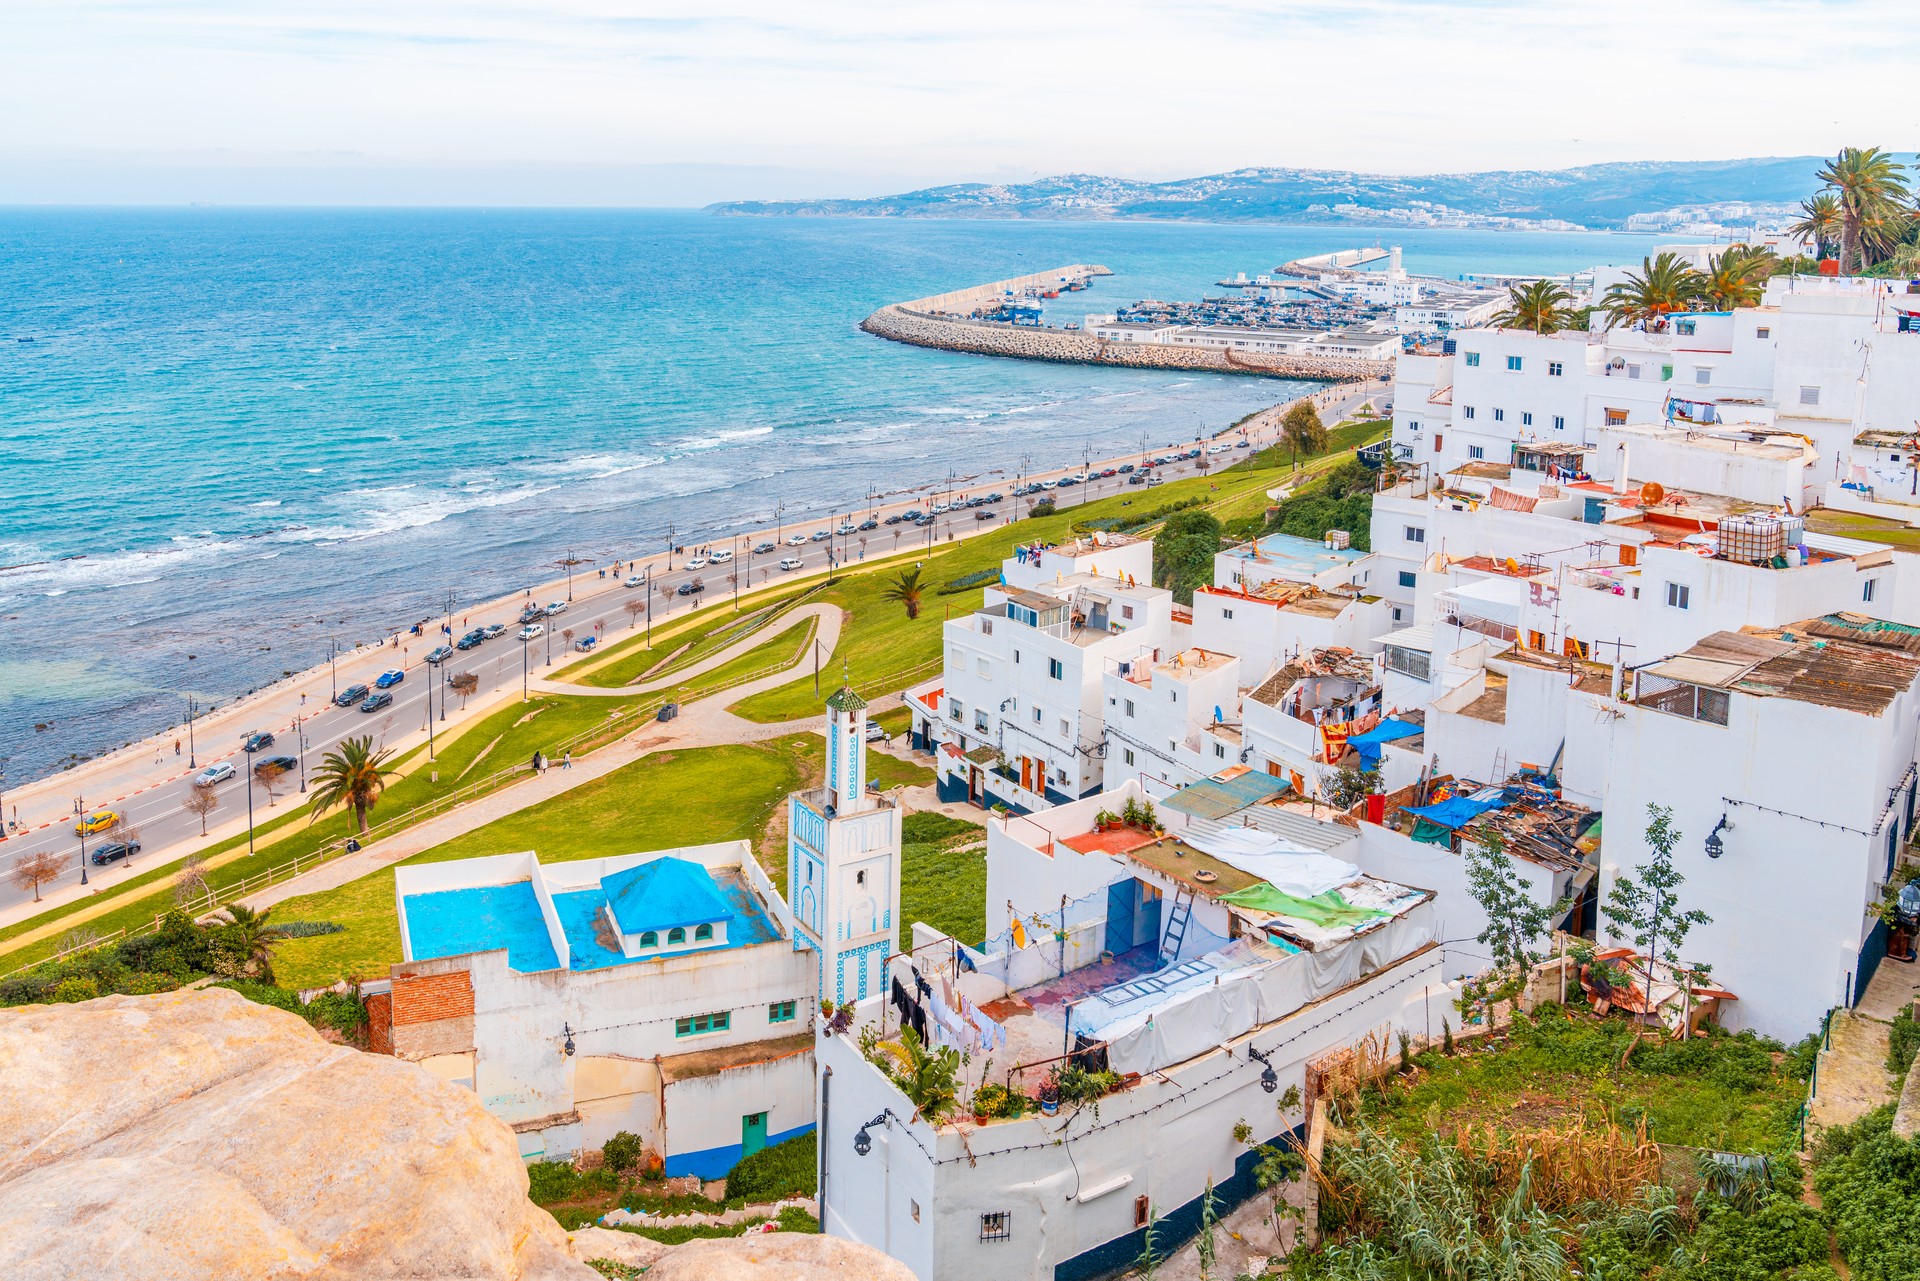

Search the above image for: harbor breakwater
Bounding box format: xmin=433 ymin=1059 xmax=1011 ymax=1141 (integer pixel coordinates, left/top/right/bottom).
xmin=860 ymin=264 xmax=1392 ymax=383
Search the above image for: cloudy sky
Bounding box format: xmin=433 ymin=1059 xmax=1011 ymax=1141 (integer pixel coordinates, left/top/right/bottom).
xmin=4 ymin=0 xmax=1916 ymax=205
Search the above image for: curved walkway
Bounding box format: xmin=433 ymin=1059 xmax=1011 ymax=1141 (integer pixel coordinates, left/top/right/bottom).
xmin=239 ymin=607 xmax=848 ymax=913
xmin=532 ymin=604 xmax=840 ymax=698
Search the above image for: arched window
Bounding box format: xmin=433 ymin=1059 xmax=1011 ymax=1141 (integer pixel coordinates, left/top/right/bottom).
xmin=638 ymin=931 xmax=657 ymax=949
xmin=668 ymin=927 xmax=686 ymax=945
xmin=694 ymin=923 xmax=714 ymax=942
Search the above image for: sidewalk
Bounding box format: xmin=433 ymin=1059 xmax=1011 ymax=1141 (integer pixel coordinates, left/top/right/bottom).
xmin=1809 ymin=955 xmax=1920 ymax=1133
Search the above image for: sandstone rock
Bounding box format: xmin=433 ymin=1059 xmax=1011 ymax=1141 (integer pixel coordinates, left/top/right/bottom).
xmin=643 ymin=1232 xmax=918 ymax=1281
xmin=0 ymin=989 xmax=590 ymax=1281
xmin=567 ymin=1226 xmax=670 ymax=1269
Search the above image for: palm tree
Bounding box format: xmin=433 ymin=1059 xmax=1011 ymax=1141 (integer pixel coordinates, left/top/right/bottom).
xmin=1492 ymin=279 xmax=1577 ymax=334
xmin=1788 ymin=192 xmax=1843 ymax=261
xmin=1697 ymin=245 xmax=1776 ymax=311
xmin=308 ymin=735 xmax=397 ymax=835
xmin=1601 ymin=252 xmax=1704 ymax=331
xmin=222 ymin=903 xmax=291 ymax=984
xmin=881 ymin=567 xmax=926 ymax=620
xmin=1816 ymin=146 xmax=1910 ymax=273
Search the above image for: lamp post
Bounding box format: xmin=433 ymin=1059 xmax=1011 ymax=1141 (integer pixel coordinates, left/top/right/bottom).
xmin=73 ymin=797 xmax=88 ymax=886
xmin=185 ymin=696 xmax=201 ymax=769
xmin=0 ymin=757 xmax=8 ymax=840
xmin=295 ymin=718 xmax=308 ymax=793
xmin=243 ymin=740 xmax=259 ymax=858
xmin=521 ymin=636 xmax=530 ymax=701
xmin=644 ymin=565 xmax=653 ymax=646
xmin=666 ymin=524 xmax=675 ymax=573
xmin=329 ymin=637 xmax=338 ymax=705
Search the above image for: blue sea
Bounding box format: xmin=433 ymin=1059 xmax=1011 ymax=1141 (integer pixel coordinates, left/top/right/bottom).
xmin=0 ymin=209 xmax=1654 ymax=780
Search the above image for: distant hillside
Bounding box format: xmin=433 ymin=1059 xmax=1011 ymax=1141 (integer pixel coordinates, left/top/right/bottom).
xmin=709 ymin=158 xmax=1822 ymax=229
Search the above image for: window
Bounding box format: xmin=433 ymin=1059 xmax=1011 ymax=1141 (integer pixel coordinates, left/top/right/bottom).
xmin=1605 ymin=408 xmax=1628 ymax=426
xmin=981 ymin=1212 xmax=1012 ymax=1242
xmin=1047 ymin=658 xmax=1063 ymax=680
xmin=1463 ymin=406 xmax=1477 ymax=419
xmin=638 ymin=931 xmax=658 ymax=948
xmin=1522 ymin=412 xmax=1533 ymax=427
xmin=975 ymin=657 xmax=990 ymax=676
xmin=1032 ymin=707 xmax=1042 ymax=724
xmin=974 ymin=710 xmax=988 ymax=731
xmin=1123 ymin=748 xmax=1135 ymax=766
xmin=1405 ymin=525 xmax=1426 ymax=544
xmin=1124 ymin=698 xmax=1135 ymax=717
xmin=1694 ymin=367 xmax=1712 ymax=385
xmin=1468 ymin=445 xmax=1485 ymax=460
xmin=1756 ymin=326 xmax=1771 ymax=339
xmin=694 ymin=923 xmax=713 ymax=942
xmin=1626 ymin=364 xmax=1641 ymax=380
xmin=1661 ymin=364 xmax=1673 ymax=382
xmin=1799 ymin=385 xmax=1820 ymax=406
xmin=948 ymin=698 xmax=962 ymax=721
xmin=1548 ymin=361 xmax=1564 ymax=377
xmin=1638 ymin=676 xmax=1730 ymax=726
xmin=1553 ymin=415 xmax=1566 ymax=431
xmin=912 ymin=1200 xmax=922 ymax=1224
xmin=1013 ymin=649 xmax=1020 ymax=665
xmin=1507 ymin=355 xmax=1523 ymax=371
xmin=1865 ymin=578 xmax=1879 ymax=603
xmin=1398 ymin=570 xmax=1417 ymax=588
xmin=1675 ymin=318 xmax=1696 ymax=336
xmin=856 ymin=869 xmax=867 ymax=886
xmin=1666 ymin=582 xmax=1690 ymax=610
xmin=1434 ymin=432 xmax=1443 ymax=452
xmin=1121 ymin=604 xmax=1135 ymax=621
xmin=1213 ymin=743 xmax=1227 ymax=759
xmin=769 ymin=1000 xmax=796 ymax=1023
xmin=1492 ymin=408 xmax=1505 ymax=422
xmin=1464 ymin=351 xmax=1481 ymax=367
xmin=668 ymin=927 xmax=686 ymax=944
xmin=1221 ymin=607 xmax=1234 ymax=620
xmin=1059 ymin=718 xmax=1070 ymax=738
xmin=1384 ymin=646 xmax=1432 ymax=681
xmin=1168 ymin=689 xmax=1178 ymax=702
xmin=1135 ymin=1196 xmax=1152 ymax=1229
xmin=675 ymin=1011 xmax=731 ymax=1037
xmin=1392 ymin=605 xmax=1405 ymax=623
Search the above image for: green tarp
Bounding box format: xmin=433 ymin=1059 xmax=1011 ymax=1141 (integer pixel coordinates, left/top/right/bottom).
xmin=1216 ymin=884 xmax=1389 ymax=929
xmin=1411 ymin=818 xmax=1455 ymax=848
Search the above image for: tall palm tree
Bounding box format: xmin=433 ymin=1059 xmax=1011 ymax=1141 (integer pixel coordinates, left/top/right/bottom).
xmin=881 ymin=568 xmax=926 ymax=620
xmin=1697 ymin=245 xmax=1776 ymax=311
xmin=1492 ymin=279 xmax=1577 ymax=334
xmin=1788 ymin=192 xmax=1844 ymax=261
xmin=1816 ymin=146 xmax=1910 ymax=273
xmin=1601 ymin=252 xmax=1704 ymax=331
xmin=222 ymin=903 xmax=291 ymax=983
xmin=308 ymin=735 xmax=397 ymax=835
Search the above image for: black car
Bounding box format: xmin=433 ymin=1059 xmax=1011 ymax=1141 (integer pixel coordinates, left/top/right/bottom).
xmin=975 ymin=509 xmax=996 ymax=521
xmin=754 ymin=541 xmax=777 ymax=554
xmin=361 ymin=691 xmax=394 ymax=712
xmin=90 ymin=839 xmax=141 ymax=866
xmin=858 ymin=518 xmax=879 ymax=531
xmin=243 ymin=731 xmax=274 ymax=751
xmin=676 ymin=578 xmax=707 ymax=596
xmin=456 ymin=630 xmax=486 ymax=650
xmin=1119 ymin=464 xmax=1135 ymax=473
xmin=256 ymin=754 xmax=299 ymax=775
xmin=1128 ymin=473 xmax=1148 ymax=485
xmin=519 ymin=604 xmax=544 ymax=624
xmin=335 ymin=683 xmax=370 ymax=708
xmin=883 ymin=514 xmax=903 ymax=525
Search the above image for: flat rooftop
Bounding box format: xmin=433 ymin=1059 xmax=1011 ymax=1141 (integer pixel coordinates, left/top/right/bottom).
xmin=1225 ymin=531 xmax=1369 ymax=577
xmin=1155 ymin=647 xmax=1237 ymax=681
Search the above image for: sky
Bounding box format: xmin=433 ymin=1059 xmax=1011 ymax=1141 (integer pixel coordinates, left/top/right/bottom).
xmin=3 ymin=0 xmax=1918 ymax=206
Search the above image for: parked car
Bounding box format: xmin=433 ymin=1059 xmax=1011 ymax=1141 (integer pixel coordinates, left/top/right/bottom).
xmin=1128 ymin=473 xmax=1148 ymax=485
xmin=986 ymin=492 xmax=1004 ymax=503
xmin=195 ymin=762 xmax=236 ymax=786
xmin=544 ymin=601 xmax=568 ymax=617
xmin=779 ymin=556 xmax=804 ymax=571
xmin=865 ymin=721 xmax=888 ymax=742
xmin=75 ymin=809 xmax=120 ymax=837
xmin=975 ymin=510 xmax=996 ymax=520
xmin=375 ymin=669 xmax=406 ymax=688
xmin=754 ymin=541 xmax=777 ymax=553
xmin=836 ymin=522 xmax=856 ymax=535
xmin=784 ymin=533 xmax=808 ymax=546
xmin=1038 ymin=480 xmax=1057 ymax=490
xmin=256 ymin=755 xmax=299 ymax=775
xmin=809 ymin=530 xmax=831 ymax=542
xmin=625 ymin=573 xmax=648 ymax=587
xmin=456 ymin=630 xmax=485 ymax=650
xmin=931 ymin=502 xmax=950 ymax=515
xmin=883 ymin=514 xmax=903 ymax=525
xmin=520 ymin=604 xmax=544 ymax=624
xmin=482 ymin=623 xmax=506 ymax=639
xmin=1056 ymin=477 xmax=1077 ymax=488
xmin=686 ymin=556 xmax=709 ymax=570
xmin=1236 ymin=440 xmax=1251 ymax=449
xmin=574 ymin=636 xmax=598 ymax=652
xmin=1147 ymin=474 xmax=1165 ymax=486
xmin=858 ymin=518 xmax=879 ymax=531
xmin=425 ymin=645 xmax=454 ymax=665
xmin=90 ymin=839 xmax=141 ymax=866
xmin=334 ymin=683 xmax=369 ymax=708
xmin=709 ymin=548 xmax=733 ymax=563
xmin=243 ymin=731 xmax=275 ymax=752
xmin=519 ymin=623 xmax=545 ymax=640
xmin=1119 ymin=463 xmax=1135 ymax=473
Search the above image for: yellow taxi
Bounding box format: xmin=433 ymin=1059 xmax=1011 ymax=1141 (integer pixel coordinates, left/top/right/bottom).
xmin=75 ymin=809 xmax=120 ymax=837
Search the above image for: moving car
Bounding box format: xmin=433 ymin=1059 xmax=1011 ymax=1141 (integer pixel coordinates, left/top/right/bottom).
xmin=1119 ymin=464 xmax=1135 ymax=473
xmin=426 ymin=645 xmax=454 ymax=665
xmin=779 ymin=556 xmax=803 ymax=571
xmin=709 ymin=548 xmax=734 ymax=563
xmin=1128 ymin=473 xmax=1148 ymax=485
xmin=360 ymin=691 xmax=394 ymax=713
xmin=75 ymin=809 xmax=120 ymax=837
xmin=975 ymin=509 xmax=996 ymax=520
xmin=456 ymin=630 xmax=486 ymax=650
xmin=195 ymin=762 xmax=236 ymax=786
xmin=519 ymin=623 xmax=545 ymax=640
xmin=482 ymin=623 xmax=506 ymax=639
xmin=256 ymin=754 xmax=299 ymax=775
xmin=753 ymin=541 xmax=777 ymax=554
xmin=1147 ymin=474 xmax=1165 ymax=486
xmin=544 ymin=601 xmax=568 ymax=617
xmin=90 ymin=839 xmax=141 ymax=866
xmin=334 ymin=684 xmax=370 ymax=708
xmin=625 ymin=573 xmax=648 ymax=587
xmin=686 ymin=556 xmax=709 ymax=570
xmin=784 ymin=533 xmax=808 ymax=546
xmin=809 ymin=530 xmax=831 ymax=542
xmin=858 ymin=518 xmax=879 ymax=531
xmin=883 ymin=515 xmax=903 ymax=525
xmin=675 ymin=578 xmax=706 ymax=596
xmin=243 ymin=731 xmax=275 ymax=751
xmin=519 ymin=604 xmax=544 ymax=624
xmin=375 ymin=669 xmax=406 ymax=688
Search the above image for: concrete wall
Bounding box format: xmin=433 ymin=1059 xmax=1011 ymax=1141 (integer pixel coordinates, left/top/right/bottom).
xmin=661 ymin=1051 xmax=817 ymax=1179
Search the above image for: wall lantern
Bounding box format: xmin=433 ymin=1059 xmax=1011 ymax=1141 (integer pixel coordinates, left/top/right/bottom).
xmin=1705 ymin=814 xmax=1730 ymax=859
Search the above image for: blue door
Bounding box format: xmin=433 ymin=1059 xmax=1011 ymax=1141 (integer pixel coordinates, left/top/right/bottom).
xmin=742 ymin=1112 xmax=768 ymax=1159
xmin=1105 ymin=880 xmax=1136 ymax=956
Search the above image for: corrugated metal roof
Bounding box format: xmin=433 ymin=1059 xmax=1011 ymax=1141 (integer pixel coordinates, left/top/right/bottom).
xmin=1162 ymin=770 xmax=1291 ymax=820
xmin=1186 ymin=806 xmax=1360 ymax=854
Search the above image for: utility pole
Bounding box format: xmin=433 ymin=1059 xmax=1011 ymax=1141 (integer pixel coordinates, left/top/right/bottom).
xmin=328 ymin=637 xmax=337 ymax=705
xmin=521 ymin=637 xmax=530 ymax=702
xmin=242 ymin=743 xmax=257 ymax=857
xmin=666 ymin=524 xmax=675 ymax=573
xmin=295 ymin=718 xmax=308 ymax=792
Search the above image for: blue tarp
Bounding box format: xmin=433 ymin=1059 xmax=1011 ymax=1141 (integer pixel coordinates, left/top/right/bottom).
xmin=1404 ymin=795 xmax=1506 ymax=830
xmin=1348 ymin=718 xmax=1424 ymax=767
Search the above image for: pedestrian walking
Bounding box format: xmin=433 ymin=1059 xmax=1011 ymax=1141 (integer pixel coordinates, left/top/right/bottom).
xmin=562 ymin=750 xmax=571 ymax=770
xmin=531 ymin=751 xmax=542 ymax=774
xmin=174 ymin=739 xmax=182 ymax=756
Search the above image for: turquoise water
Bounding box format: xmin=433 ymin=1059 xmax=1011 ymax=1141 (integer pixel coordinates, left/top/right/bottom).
xmin=0 ymin=209 xmax=1655 ymax=779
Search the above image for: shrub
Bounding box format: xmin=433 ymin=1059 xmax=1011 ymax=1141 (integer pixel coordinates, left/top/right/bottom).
xmin=937 ymin=568 xmax=1001 ymax=596
xmin=602 ymin=1131 xmax=643 ymax=1176
xmin=1890 ymin=1006 xmax=1920 ymax=1078
xmin=1028 ymin=498 xmax=1056 ymax=518
xmin=724 ymin=1130 xmax=817 ymax=1203
xmin=274 ymin=920 xmax=346 ymax=938
xmin=51 ymin=976 xmax=98 ymax=1003
xmin=901 ymin=812 xmax=982 ymax=845
xmin=526 ymin=1159 xmax=618 ymax=1207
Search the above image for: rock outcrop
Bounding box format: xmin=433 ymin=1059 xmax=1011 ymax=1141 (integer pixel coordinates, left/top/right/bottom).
xmin=641 ymin=1232 xmax=917 ymax=1281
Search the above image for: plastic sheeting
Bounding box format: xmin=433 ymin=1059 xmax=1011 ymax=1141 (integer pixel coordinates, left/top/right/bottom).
xmin=1182 ymin=828 xmax=1361 ymax=897
xmin=1216 ymin=884 xmax=1388 ymax=929
xmin=1403 ymin=795 xmax=1505 ymax=830
xmin=1348 ymin=717 xmax=1424 ymax=768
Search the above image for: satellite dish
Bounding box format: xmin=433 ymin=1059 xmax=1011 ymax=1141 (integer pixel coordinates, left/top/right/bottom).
xmin=1642 ymin=481 xmax=1666 ymax=505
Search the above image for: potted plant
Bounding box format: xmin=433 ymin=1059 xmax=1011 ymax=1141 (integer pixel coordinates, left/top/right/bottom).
xmin=1094 ymin=809 xmax=1120 ymax=833
xmin=1038 ymin=1078 xmax=1060 ymax=1116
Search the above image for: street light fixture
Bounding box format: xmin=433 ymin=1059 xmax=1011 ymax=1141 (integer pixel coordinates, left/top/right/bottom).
xmin=295 ymin=718 xmax=309 ymax=793
xmin=853 ymin=1109 xmax=892 ymax=1156
xmin=243 ymin=740 xmax=259 ymax=858
xmin=73 ymin=797 xmax=89 ymax=886
xmin=1244 ymin=1044 xmax=1279 ymax=1093
xmin=521 ymin=636 xmax=530 ymax=701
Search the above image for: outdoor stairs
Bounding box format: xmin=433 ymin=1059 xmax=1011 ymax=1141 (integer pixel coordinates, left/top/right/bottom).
xmin=1161 ymin=886 xmax=1195 ymax=966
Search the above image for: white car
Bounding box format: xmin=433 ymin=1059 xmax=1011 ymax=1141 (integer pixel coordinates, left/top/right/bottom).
xmin=784 ymin=533 xmax=808 ymax=546
xmin=544 ymin=601 xmax=568 ymax=616
xmin=1207 ymin=442 xmax=1234 ymax=454
xmin=195 ymin=762 xmax=236 ymax=786
xmin=1037 ymin=480 xmax=1057 ymax=490
xmin=709 ymin=548 xmax=734 ymax=564
xmin=931 ymin=502 xmax=950 ymax=514
xmin=686 ymin=556 xmax=709 ymax=570
xmin=836 ymin=522 xmax=856 ymax=535
xmin=778 ymin=556 xmax=804 ymax=571
xmin=519 ymin=623 xmax=546 ymax=640
xmin=625 ymin=574 xmax=647 ymax=588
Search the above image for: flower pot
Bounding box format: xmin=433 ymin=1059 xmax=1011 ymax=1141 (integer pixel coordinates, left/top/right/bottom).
xmin=974 ymin=1113 xmax=990 ymax=1126
xmin=1040 ymin=1100 xmax=1059 ymax=1116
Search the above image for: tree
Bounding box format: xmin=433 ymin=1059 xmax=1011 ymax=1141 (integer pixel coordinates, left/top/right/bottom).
xmin=1464 ymin=829 xmax=1566 ymax=978
xmin=253 ymin=757 xmax=291 ymax=807
xmin=1698 ymin=244 xmax=1777 ymax=310
xmin=10 ymin=850 xmax=68 ymax=903
xmin=623 ymin=599 xmax=645 ymax=630
xmin=562 ymin=627 xmax=575 ymax=650
xmin=175 ymin=852 xmax=210 ymax=907
xmin=1028 ymin=498 xmax=1056 ymax=518
xmin=1279 ymin=401 xmax=1328 ymax=468
xmin=1605 ymin=803 xmax=1712 ymax=998
xmin=450 ymin=671 xmax=479 ymax=708
xmin=308 ymin=735 xmax=398 ymax=835
xmin=1153 ymin=509 xmax=1223 ymax=605
xmin=1789 ymin=192 xmax=1844 ymax=261
xmin=1601 ymin=252 xmax=1705 ymax=331
xmin=1493 ymin=279 xmax=1578 ymax=334
xmin=1323 ymin=763 xmax=1381 ymax=810
xmin=1816 ymin=146 xmax=1910 ymax=273
xmin=183 ymin=782 xmax=219 ymax=835
xmin=881 ymin=567 xmax=926 ymax=620
xmin=217 ymin=903 xmax=291 ymax=983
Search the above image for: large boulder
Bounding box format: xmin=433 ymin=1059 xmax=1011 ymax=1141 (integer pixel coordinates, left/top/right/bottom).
xmin=0 ymin=989 xmax=586 ymax=1280
xmin=642 ymin=1233 xmax=918 ymax=1281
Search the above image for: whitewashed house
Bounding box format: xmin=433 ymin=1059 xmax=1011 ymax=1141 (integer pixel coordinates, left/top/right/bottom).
xmin=1100 ymin=647 xmax=1244 ymax=795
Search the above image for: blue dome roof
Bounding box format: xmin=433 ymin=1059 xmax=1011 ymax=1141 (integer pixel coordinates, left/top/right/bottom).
xmin=601 ymin=856 xmax=731 ymax=935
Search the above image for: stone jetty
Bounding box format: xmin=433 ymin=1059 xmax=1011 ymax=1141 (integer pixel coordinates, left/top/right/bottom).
xmin=860 ymin=264 xmax=1392 ymax=383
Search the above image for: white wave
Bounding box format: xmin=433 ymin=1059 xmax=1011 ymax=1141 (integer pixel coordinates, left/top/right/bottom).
xmin=289 ymin=481 xmax=561 ymax=544
xmin=0 ymin=533 xmax=243 ymax=593
xmin=247 ymin=499 xmax=283 ymax=508
xmin=676 ymin=425 xmax=774 ymax=452
xmin=522 ymin=451 xmax=668 ymax=481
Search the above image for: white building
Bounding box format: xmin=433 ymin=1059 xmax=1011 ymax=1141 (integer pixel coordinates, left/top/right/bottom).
xmin=1101 ymin=647 xmax=1245 ymax=794
xmin=382 ymin=841 xmax=816 ymax=1175
xmin=1241 ymin=646 xmax=1384 ymax=801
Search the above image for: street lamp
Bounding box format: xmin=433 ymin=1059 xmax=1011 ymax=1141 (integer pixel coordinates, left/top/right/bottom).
xmin=73 ymin=797 xmax=89 ymax=886
xmin=1245 ymin=1044 xmax=1279 ymax=1093
xmin=1705 ymin=813 xmax=1730 ymax=859
xmin=185 ymin=696 xmax=201 ymax=769
xmin=521 ymin=636 xmax=530 ymax=701
xmin=295 ymin=718 xmax=309 ymax=793
xmin=328 ymin=637 xmax=338 ymax=705
xmin=243 ymin=740 xmax=259 ymax=858
xmin=852 ymin=1110 xmax=892 ymax=1156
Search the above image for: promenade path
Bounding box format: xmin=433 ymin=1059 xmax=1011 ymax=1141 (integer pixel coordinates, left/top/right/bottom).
xmin=529 ymin=603 xmax=835 ymax=699
xmin=235 ymin=606 xmax=847 ymax=913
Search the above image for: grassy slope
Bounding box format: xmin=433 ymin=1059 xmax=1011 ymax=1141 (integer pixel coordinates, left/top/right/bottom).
xmin=567 ymin=586 xmax=814 ymax=689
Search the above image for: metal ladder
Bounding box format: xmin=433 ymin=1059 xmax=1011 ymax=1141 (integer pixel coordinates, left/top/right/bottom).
xmin=1160 ymin=886 xmax=1195 ymax=965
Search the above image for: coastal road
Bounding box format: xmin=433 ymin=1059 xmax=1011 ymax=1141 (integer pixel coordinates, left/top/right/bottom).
xmin=0 ymin=379 xmax=1386 ymax=916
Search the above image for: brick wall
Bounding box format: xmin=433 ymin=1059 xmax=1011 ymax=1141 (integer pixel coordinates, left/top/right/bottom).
xmin=391 ymin=970 xmax=475 ymax=1025
xmin=365 ymin=991 xmax=393 ymax=1056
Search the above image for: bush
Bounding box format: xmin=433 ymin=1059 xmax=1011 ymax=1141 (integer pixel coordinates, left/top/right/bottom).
xmin=723 ymin=1131 xmax=816 ymax=1202
xmin=1678 ymin=1197 xmax=1827 ymax=1281
xmin=901 ymin=812 xmax=982 ymax=845
xmin=1815 ymin=1106 xmax=1920 ymax=1281
xmin=1028 ymin=498 xmax=1056 ymax=518
xmin=1890 ymin=1006 xmax=1920 ymax=1078
xmin=527 ymin=1159 xmax=618 ymax=1207
xmin=274 ymin=920 xmax=346 ymax=938
xmin=51 ymin=976 xmax=99 ymax=1003
xmin=602 ymin=1131 xmax=643 ymax=1176
xmin=937 ymin=569 xmax=1000 ymax=596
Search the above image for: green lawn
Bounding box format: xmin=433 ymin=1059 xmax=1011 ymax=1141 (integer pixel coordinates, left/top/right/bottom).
xmin=566 ymin=585 xmax=816 ymax=689
xmin=899 ymin=812 xmax=986 ymax=950
xmin=646 ymin=614 xmax=819 ymax=708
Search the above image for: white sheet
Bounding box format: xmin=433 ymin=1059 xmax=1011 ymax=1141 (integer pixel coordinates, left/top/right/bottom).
xmin=1184 ymin=827 xmax=1361 ymax=897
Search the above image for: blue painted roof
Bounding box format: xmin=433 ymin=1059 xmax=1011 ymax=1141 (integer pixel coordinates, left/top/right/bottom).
xmin=601 ymin=856 xmax=732 ymax=935
xmin=404 ymin=882 xmax=561 ymax=974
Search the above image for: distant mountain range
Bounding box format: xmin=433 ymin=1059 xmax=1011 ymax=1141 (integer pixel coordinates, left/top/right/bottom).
xmin=709 ymin=158 xmax=1822 ymax=229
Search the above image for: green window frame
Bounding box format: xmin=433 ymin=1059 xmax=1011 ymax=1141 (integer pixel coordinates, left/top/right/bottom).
xmin=768 ymin=1000 xmax=797 ymax=1024
xmin=675 ymin=1010 xmax=732 ymax=1037
xmin=638 ymin=931 xmax=657 ymax=948
xmin=694 ymin=923 xmax=714 ymax=941
xmin=668 ymin=927 xmax=686 ymax=944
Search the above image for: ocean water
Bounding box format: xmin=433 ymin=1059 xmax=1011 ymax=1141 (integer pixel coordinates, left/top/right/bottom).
xmin=0 ymin=209 xmax=1654 ymax=781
